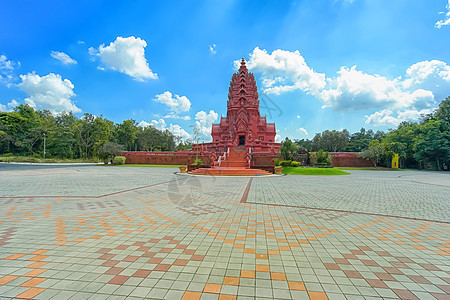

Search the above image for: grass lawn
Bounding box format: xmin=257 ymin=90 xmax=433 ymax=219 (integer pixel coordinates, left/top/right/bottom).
xmin=110 ymin=164 xmax=184 ymax=168
xmin=282 ymin=167 xmax=350 ymax=175
xmin=336 ymin=167 xmax=405 ymax=171
xmin=0 ymin=156 xmax=100 ymax=163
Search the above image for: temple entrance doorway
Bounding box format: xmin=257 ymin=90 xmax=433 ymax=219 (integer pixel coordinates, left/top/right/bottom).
xmin=238 ymin=135 xmax=245 ymax=146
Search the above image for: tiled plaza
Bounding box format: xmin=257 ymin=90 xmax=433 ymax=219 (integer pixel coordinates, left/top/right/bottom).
xmin=0 ymin=163 xmax=449 ymax=299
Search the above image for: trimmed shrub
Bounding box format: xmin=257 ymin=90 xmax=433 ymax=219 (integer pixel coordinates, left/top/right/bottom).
xmin=290 ymin=161 xmax=300 ymax=167
xmin=113 ymin=156 xmax=126 ymax=165
xmin=274 ymin=158 xmax=281 ymax=166
xmin=280 ymin=160 xmax=292 ymax=167
xmin=309 ymin=152 xmax=317 ymax=166
xmin=316 ymin=149 xmax=332 ymax=167
xmin=2 ymin=153 xmax=14 ymax=157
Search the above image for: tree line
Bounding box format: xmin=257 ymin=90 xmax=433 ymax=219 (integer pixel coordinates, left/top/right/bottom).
xmin=293 ymin=98 xmax=450 ymax=170
xmin=0 ymin=104 xmax=192 ymax=159
xmin=1 ymin=98 xmax=449 ymax=169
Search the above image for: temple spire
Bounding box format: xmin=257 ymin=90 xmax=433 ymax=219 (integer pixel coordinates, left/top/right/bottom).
xmin=239 ymin=57 xmax=248 ymax=73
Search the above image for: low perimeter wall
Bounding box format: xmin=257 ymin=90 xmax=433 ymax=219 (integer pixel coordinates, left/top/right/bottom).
xmin=122 ymin=151 xmax=211 ymax=166
xmin=330 ymin=152 xmax=374 ymax=167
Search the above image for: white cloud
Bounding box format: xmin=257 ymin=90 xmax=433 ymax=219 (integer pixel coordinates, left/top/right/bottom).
xmin=403 ymin=60 xmax=450 ymax=99
xmin=365 ymin=108 xmax=432 ymax=126
xmin=0 ymin=55 xmax=18 ymax=85
xmin=275 ymin=130 xmax=282 ymax=143
xmin=18 ymin=73 xmax=81 ymax=114
xmin=154 ymin=91 xmax=191 ymax=114
xmin=164 ymin=114 xmax=191 ymax=120
xmin=242 ymin=47 xmax=326 ymax=96
xmin=0 ymin=55 xmax=15 ymax=72
xmin=150 ymin=118 xmax=166 ymax=130
xmin=138 ymin=120 xmax=151 ymax=128
xmin=296 ymin=115 xmax=301 ymax=119
xmin=436 ymin=0 xmax=450 ymax=28
xmin=169 ymin=124 xmax=191 ymax=140
xmin=244 ymin=47 xmax=450 ymax=127
xmin=7 ymin=99 xmax=18 ymax=109
xmin=298 ymin=128 xmax=308 ymax=135
xmin=51 ymin=51 xmax=77 ymax=65
xmin=0 ymin=99 xmax=19 ymax=112
xmin=147 ymin=118 xmax=191 ymax=140
xmin=89 ymin=36 xmax=157 ymax=81
xmin=209 ymin=44 xmax=217 ymax=55
xmin=319 ymin=66 xmax=437 ymax=111
xmin=194 ymin=110 xmax=218 ymax=136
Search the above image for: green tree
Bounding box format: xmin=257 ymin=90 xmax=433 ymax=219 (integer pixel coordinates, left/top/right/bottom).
xmin=413 ymin=120 xmax=450 ymax=170
xmin=116 ymin=119 xmax=137 ymax=151
xmin=73 ymin=114 xmax=96 ymax=158
xmin=176 ymin=140 xmax=193 ymax=151
xmin=347 ymin=128 xmax=374 ymax=152
xmin=294 ymin=138 xmax=313 ymax=151
xmin=280 ymin=137 xmax=298 ymax=161
xmin=137 ymin=125 xmax=162 ymax=151
xmin=97 ymin=142 xmax=124 ymax=164
xmin=358 ymin=139 xmax=386 ymax=168
xmin=382 ymin=122 xmax=420 ymax=168
xmin=435 ymin=97 xmax=450 ymax=123
xmin=92 ymin=116 xmax=115 ymax=155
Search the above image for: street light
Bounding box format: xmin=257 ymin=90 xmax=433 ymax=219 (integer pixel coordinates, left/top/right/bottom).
xmin=43 ymin=133 xmax=46 ymax=159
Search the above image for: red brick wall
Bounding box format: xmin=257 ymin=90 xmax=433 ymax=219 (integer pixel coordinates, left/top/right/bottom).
xmin=330 ymin=152 xmax=374 ymax=167
xmin=122 ymin=152 xmax=211 ymax=166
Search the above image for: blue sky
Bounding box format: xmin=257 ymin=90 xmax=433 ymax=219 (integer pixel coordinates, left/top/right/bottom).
xmin=1 ymin=0 xmax=450 ymax=142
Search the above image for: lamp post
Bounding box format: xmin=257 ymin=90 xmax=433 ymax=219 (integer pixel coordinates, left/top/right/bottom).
xmin=43 ymin=133 xmax=46 ymax=159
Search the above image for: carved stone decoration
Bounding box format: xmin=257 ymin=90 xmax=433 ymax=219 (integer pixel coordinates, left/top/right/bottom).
xmin=293 ymin=147 xmax=310 ymax=166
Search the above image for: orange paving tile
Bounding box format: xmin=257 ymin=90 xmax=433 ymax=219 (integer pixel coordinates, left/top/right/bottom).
xmin=256 ymin=254 xmax=268 ymax=259
xmin=240 ymin=270 xmax=255 ymax=278
xmin=271 ymin=272 xmax=287 ymax=280
xmin=19 ymin=277 xmax=46 ymax=287
xmin=203 ymin=283 xmax=222 ymax=294
xmin=4 ymin=254 xmax=25 ymax=260
xmin=0 ymin=275 xmax=18 ymax=285
xmin=223 ymin=277 xmax=239 ymax=286
xmin=27 ymin=255 xmax=48 ymax=261
xmin=218 ymin=294 xmax=236 ymax=300
xmin=288 ymin=281 xmax=306 ymax=291
xmin=15 ymin=287 xmax=45 ymax=299
xmin=26 ymin=262 xmax=47 ymax=268
xmin=279 ymin=246 xmax=291 ymax=251
xmin=255 ymin=264 xmax=270 ymax=272
xmin=23 ymin=269 xmax=47 ymax=277
xmin=181 ymin=291 xmax=201 ymax=300
xmin=30 ymin=250 xmax=47 ymax=255
xmin=308 ymin=291 xmax=328 ymax=300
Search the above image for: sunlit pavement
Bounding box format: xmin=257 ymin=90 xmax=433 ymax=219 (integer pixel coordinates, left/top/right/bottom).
xmin=0 ymin=164 xmax=449 ymax=299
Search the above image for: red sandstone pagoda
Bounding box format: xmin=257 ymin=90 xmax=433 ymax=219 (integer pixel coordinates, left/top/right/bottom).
xmin=190 ymin=58 xmax=280 ymax=175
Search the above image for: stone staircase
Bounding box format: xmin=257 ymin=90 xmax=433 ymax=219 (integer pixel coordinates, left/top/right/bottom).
xmin=189 ymin=146 xmax=271 ymax=176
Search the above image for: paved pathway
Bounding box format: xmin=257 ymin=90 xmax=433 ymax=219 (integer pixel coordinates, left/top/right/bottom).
xmin=0 ymin=164 xmax=449 ymax=299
